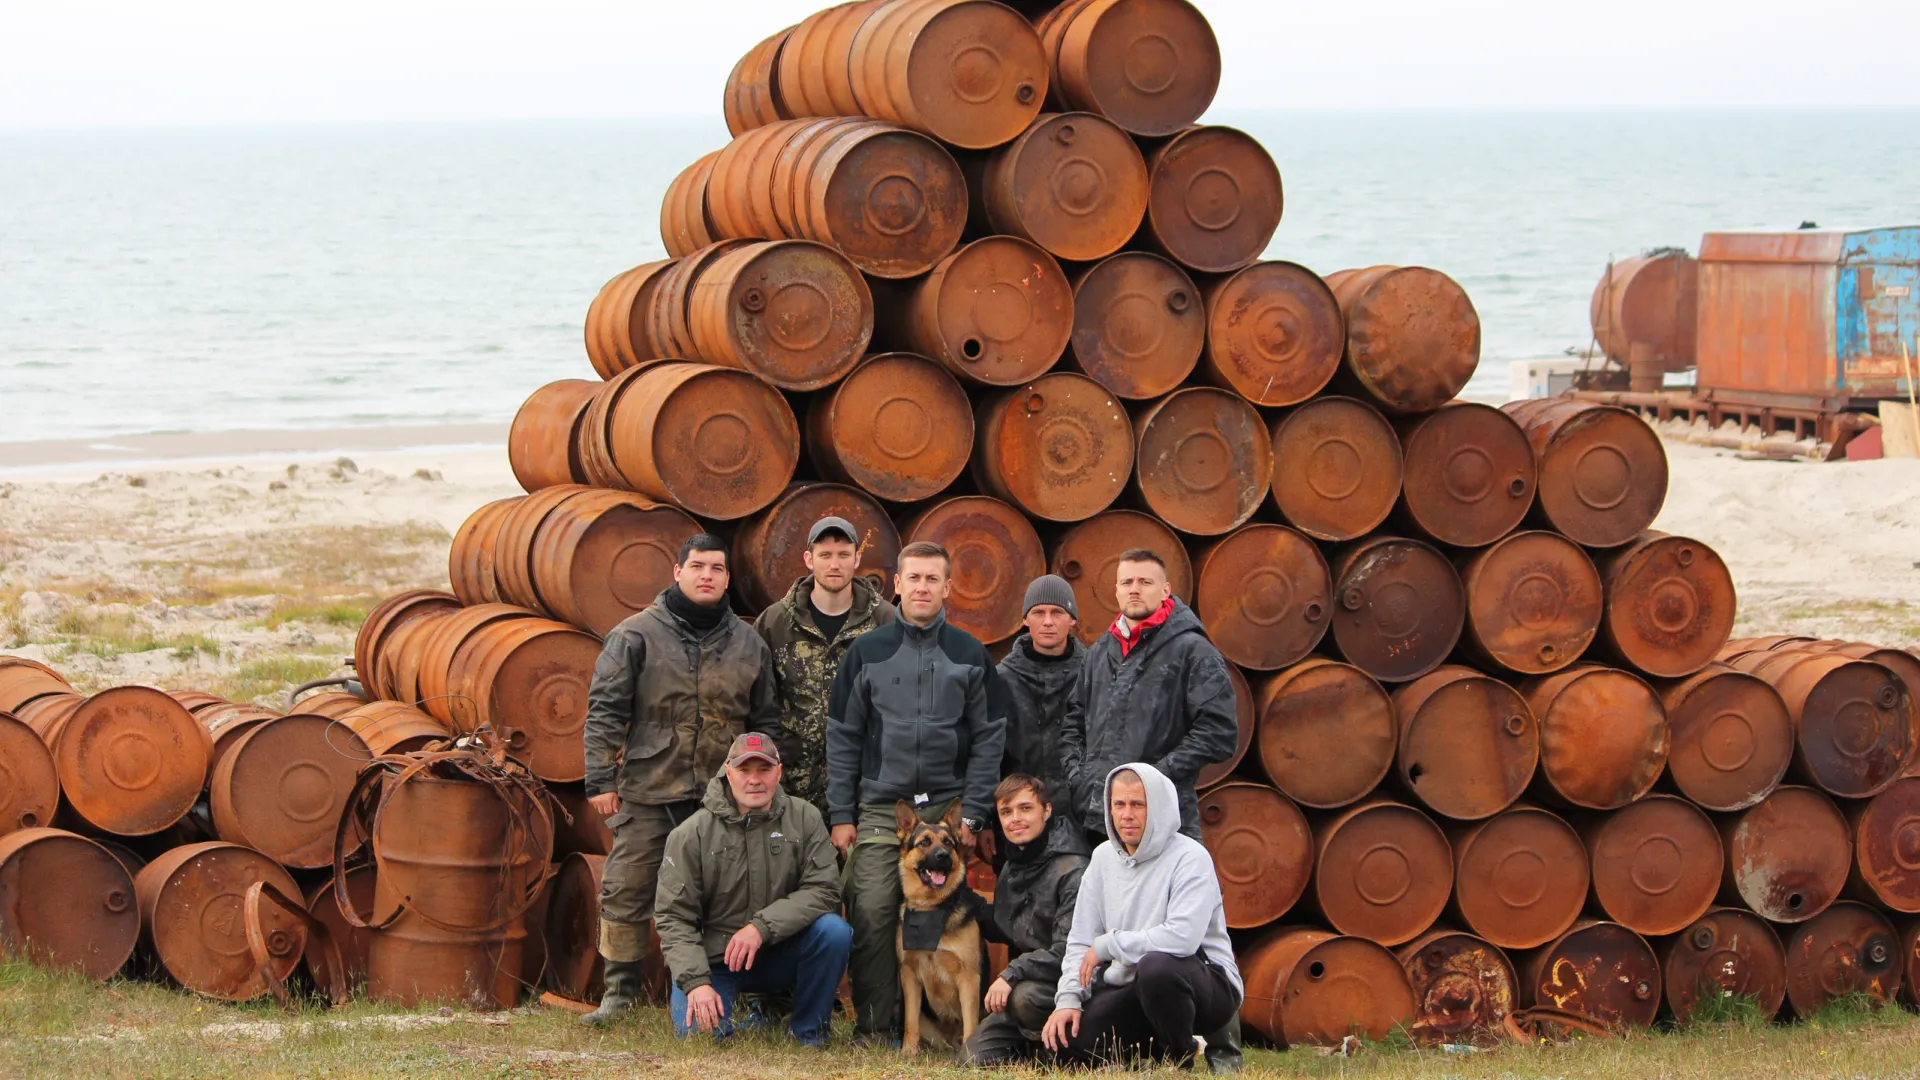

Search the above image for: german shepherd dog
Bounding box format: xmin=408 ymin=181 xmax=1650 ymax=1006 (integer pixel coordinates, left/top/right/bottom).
xmin=894 ymin=800 xmax=989 ymax=1055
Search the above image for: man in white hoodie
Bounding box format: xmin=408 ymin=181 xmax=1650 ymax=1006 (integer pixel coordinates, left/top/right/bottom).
xmin=1041 ymin=763 xmax=1243 ymax=1068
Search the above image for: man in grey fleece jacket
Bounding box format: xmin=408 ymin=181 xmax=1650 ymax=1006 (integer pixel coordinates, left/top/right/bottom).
xmin=1042 ymin=762 xmax=1242 ymax=1068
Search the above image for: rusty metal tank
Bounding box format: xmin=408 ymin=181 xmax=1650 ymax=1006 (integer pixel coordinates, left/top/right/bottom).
xmin=522 ymin=487 xmax=699 ymax=637
xmin=1393 ymin=402 xmax=1537 ymax=548
xmin=1197 ymin=664 xmax=1255 ymax=789
xmin=1131 ymin=387 xmax=1271 ymax=536
xmin=491 ymin=486 xmax=584 ymax=615
xmin=1326 ymin=536 xmax=1466 ymax=684
xmin=646 ymin=240 xmax=758 ymax=365
xmin=773 ymin=4 xmax=873 ymax=120
xmin=548 ymin=786 xmax=614 ymax=859
xmin=27 ymin=686 xmax=209 ymax=837
xmin=1660 ymin=908 xmax=1785 ymax=1024
xmin=1516 ymin=919 xmax=1661 ymax=1030
xmin=843 ymin=0 xmax=1049 ymax=149
xmin=1590 ymin=251 xmax=1698 ymax=371
xmin=1581 ymin=795 xmax=1722 ymax=937
xmin=1048 ymin=510 xmax=1192 ymax=645
xmin=1202 ymin=261 xmax=1344 ymax=408
xmin=1727 ymin=648 xmax=1914 ymax=800
xmin=1192 ymin=525 xmax=1331 ymax=671
xmin=1062 ymin=253 xmax=1202 ymax=400
xmin=807 ymin=352 xmax=975 ymax=504
xmin=413 ymin=604 xmax=541 ymax=725
xmin=1521 ymin=665 xmax=1669 ymax=810
xmin=1267 ymin=397 xmax=1403 ymax=542
xmin=1394 ymin=928 xmax=1517 ymax=1046
xmin=0 ymin=657 xmax=73 ymax=715
xmin=685 ymin=239 xmax=874 ymax=391
xmin=336 ymin=701 xmax=449 ymax=757
xmin=604 ymin=362 xmax=800 ymax=521
xmin=545 ymin=852 xmax=649 ymax=1003
xmin=1309 ymin=800 xmax=1453 ymax=946
xmin=1390 ymin=666 xmax=1538 ymax=821
xmin=1237 ymin=927 xmax=1415 ymax=1047
xmin=1325 ymin=267 xmax=1481 ymax=415
xmin=354 ymin=589 xmax=458 ymax=702
xmin=0 ymin=828 xmax=139 ymax=980
xmin=509 ymin=380 xmax=597 ymax=493
xmin=1655 ymin=663 xmax=1792 ymax=812
xmin=731 ymin=483 xmax=903 ymax=613
xmin=1781 ymin=902 xmax=1901 ymax=1017
xmin=723 ymin=32 xmax=791 ymax=137
xmin=902 ymin=496 xmax=1047 ymax=644
xmin=1457 ymin=530 xmax=1603 ymax=676
xmin=894 ymin=236 xmax=1073 ymax=387
xmin=1254 ymin=659 xmax=1395 ymax=810
xmin=0 ymin=711 xmax=59 ymax=838
xmin=289 ymin=689 xmax=365 ymax=720
xmin=1593 ymin=532 xmax=1735 ymax=678
xmin=1501 ymin=399 xmax=1668 ymax=549
xmin=197 ymin=701 xmax=280 ymax=784
xmin=1902 ymin=920 xmax=1920 ymax=1011
xmin=369 ymin=911 xmax=529 ymax=1010
xmin=978 ymin=111 xmax=1146 ymax=262
xmin=444 ymin=618 xmax=602 ymax=783
xmin=449 ymin=496 xmax=521 ymax=606
xmin=135 ymin=841 xmax=306 ymax=1000
xmin=1197 ymin=781 xmax=1312 ymax=929
xmin=1795 ymin=640 xmax=1920 ymax=717
xmin=1035 ymin=0 xmax=1219 ymax=136
xmin=663 ymin=150 xmax=723 ymax=258
xmin=209 ymin=714 xmax=371 ymax=870
xmin=973 ymin=371 xmax=1134 ymax=522
xmin=583 ymin=260 xmax=676 ymax=379
xmin=1718 ymin=785 xmax=1851 ymax=923
xmin=1447 ymin=807 xmax=1588 ymax=950
xmin=305 ymin=866 xmax=377 ymax=990
xmin=1136 ymin=126 xmax=1281 ymax=275
xmin=1846 ymin=777 xmax=1920 ymax=913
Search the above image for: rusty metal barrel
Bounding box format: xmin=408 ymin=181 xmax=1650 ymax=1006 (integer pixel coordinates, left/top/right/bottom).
xmin=662 ymin=150 xmax=723 ymax=257
xmin=135 ymin=841 xmax=305 ymax=1000
xmin=1718 ymin=785 xmax=1851 ymax=923
xmin=509 ymin=380 xmax=597 ymax=493
xmin=891 ymin=236 xmax=1073 ymax=386
xmin=1394 ymin=928 xmax=1517 ymax=1046
xmin=1137 ymin=126 xmax=1281 ymax=274
xmin=583 ymin=260 xmax=676 ymax=379
xmin=0 ymin=711 xmax=59 ymax=838
xmin=1447 ymin=807 xmax=1588 ymax=950
xmin=520 ymin=487 xmax=699 ymax=637
xmin=1325 ymin=266 xmax=1480 ymax=415
xmin=1847 ymin=777 xmax=1920 ymax=912
xmin=290 ymin=689 xmax=365 ymax=720
xmin=1902 ymin=921 xmax=1920 ymax=1011
xmin=1327 ymin=536 xmax=1466 ymax=684
xmin=306 ymin=866 xmax=376 ymax=990
xmin=1726 ymin=648 xmax=1915 ymax=799
xmin=1594 ymin=532 xmax=1735 ymax=678
xmin=0 ymin=828 xmax=139 ymax=980
xmin=414 ymin=604 xmax=541 ymax=725
xmin=197 ymin=701 xmax=280 ymax=782
xmin=1516 ymin=920 xmax=1661 ymax=1030
xmin=354 ymin=589 xmax=458 ymax=702
xmin=1268 ymin=397 xmax=1403 ymax=542
xmin=444 ymin=618 xmax=602 ymax=782
xmin=545 ymin=852 xmax=608 ymax=1002
xmin=1797 ymin=639 xmax=1920 ymax=713
xmin=978 ymin=111 xmax=1146 ymax=261
xmin=841 ymin=0 xmax=1049 ymax=149
xmin=973 ymin=371 xmax=1134 ymax=522
xmin=1036 ymin=0 xmax=1218 ymax=134
xmin=1237 ymin=927 xmax=1415 ymax=1047
xmin=1063 ymin=253 xmax=1202 ymax=400
xmin=1197 ymin=665 xmax=1255 ymax=789
xmin=732 ymin=483 xmax=902 ymax=613
xmin=902 ymin=496 xmax=1047 ymax=644
xmin=1458 ymin=530 xmax=1603 ymax=676
xmin=1198 ymin=781 xmax=1312 ymax=929
xmin=1202 ymin=261 xmax=1344 ymax=408
xmin=1254 ymin=660 xmax=1395 ymax=809
xmin=1660 ymin=908 xmax=1786 ymax=1024
xmin=685 ymin=239 xmax=874 ymax=391
xmin=603 ymin=362 xmax=800 ymax=521
xmin=1132 ymin=387 xmax=1272 ymax=536
xmin=1781 ymin=902 xmax=1901 ymax=1017
xmin=1393 ymin=402 xmax=1537 ymax=548
xmin=449 ymin=496 xmax=522 ymax=606
xmin=210 ymin=714 xmax=371 ymax=870
xmin=1310 ymin=800 xmax=1453 ymax=946
xmin=1390 ymin=666 xmax=1538 ymax=821
xmin=1192 ymin=525 xmax=1331 ymax=671
xmin=1501 ymin=399 xmax=1668 ymax=548
xmin=336 ymin=700 xmax=449 ymax=757
xmin=0 ymin=657 xmax=73 ymax=717
xmin=772 ymin=4 xmax=868 ymax=119
xmin=807 ymin=352 xmax=975 ymax=504
xmin=1521 ymin=665 xmax=1668 ymax=810
xmin=370 ymin=912 xmax=529 ymax=1010
xmin=1581 ymin=794 xmax=1721 ymax=937
xmin=646 ymin=240 xmax=757 ymax=364
xmin=25 ymin=686 xmax=209 ymax=837
xmin=548 ymin=785 xmax=613 ymax=858
xmin=1656 ymin=663 xmax=1792 ymax=811
xmin=722 ymin=29 xmax=792 ymax=137
xmin=1048 ymin=510 xmax=1192 ymax=645
xmin=378 ymin=608 xmax=454 ymax=710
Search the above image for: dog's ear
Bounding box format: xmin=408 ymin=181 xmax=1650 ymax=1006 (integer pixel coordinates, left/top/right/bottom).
xmin=894 ymin=799 xmax=920 ymax=837
xmin=941 ymin=801 xmax=964 ymax=833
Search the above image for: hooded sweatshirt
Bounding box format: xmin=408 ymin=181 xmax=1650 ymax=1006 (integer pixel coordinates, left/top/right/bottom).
xmin=1054 ymin=762 xmax=1243 ymax=1011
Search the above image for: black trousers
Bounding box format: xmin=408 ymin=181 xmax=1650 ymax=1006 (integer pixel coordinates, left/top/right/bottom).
xmin=1064 ymin=952 xmax=1239 ymax=1066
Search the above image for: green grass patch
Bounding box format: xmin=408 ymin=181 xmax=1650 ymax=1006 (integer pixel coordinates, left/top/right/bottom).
xmin=1681 ymin=989 xmax=1771 ymax=1031
xmin=1809 ymin=990 xmax=1904 ymax=1031
xmin=211 ymin=655 xmax=342 ymax=705
xmin=46 ymin=610 xmax=220 ymax=660
xmin=260 ymin=596 xmax=378 ymax=631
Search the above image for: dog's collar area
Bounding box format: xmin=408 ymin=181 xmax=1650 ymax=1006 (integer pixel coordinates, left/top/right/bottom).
xmin=900 ymin=904 xmax=951 ymax=952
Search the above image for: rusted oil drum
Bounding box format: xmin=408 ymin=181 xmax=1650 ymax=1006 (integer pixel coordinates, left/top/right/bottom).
xmin=166 ymin=690 xmax=226 ymax=713
xmin=1660 ymin=908 xmax=1786 ymax=1024
xmin=686 ymin=239 xmax=874 ymax=391
xmin=93 ymin=839 xmax=146 ymax=882
xmin=0 ymin=828 xmax=139 ymax=980
xmin=449 ymin=496 xmax=522 ymax=606
xmin=1798 ymin=640 xmax=1920 ymax=715
xmin=1035 ymin=0 xmax=1219 ymax=137
xmin=1132 ymin=387 xmax=1271 ymax=536
xmin=135 ymin=841 xmax=305 ymax=1000
xmin=723 ymin=31 xmax=791 ymax=137
xmin=414 ymin=604 xmax=541 ymax=726
xmin=895 ymin=236 xmax=1073 ymax=387
xmin=1594 ymin=532 xmax=1735 ymax=678
xmin=1063 ymin=253 xmax=1202 ymax=399
xmin=1718 ymin=785 xmax=1850 ymax=923
xmin=1521 ymin=665 xmax=1668 ymax=810
xmin=1394 ymin=402 xmax=1536 ymax=548
xmin=807 ymin=352 xmax=973 ymax=503
xmin=1192 ymin=525 xmax=1331 ymax=671
xmin=369 ymin=913 xmax=529 ymax=1010
xmin=1502 ymin=399 xmax=1668 ymax=548
xmin=377 ymin=609 xmax=455 ymax=709
xmin=1268 ymin=397 xmax=1403 ymax=541
xmin=1202 ymin=262 xmax=1344 ymax=408
xmin=732 ymin=483 xmax=902 ymax=613
xmin=1310 ymin=800 xmax=1453 ymax=946
xmin=0 ymin=711 xmax=59 ymax=838
xmin=1720 ymin=634 xmax=1818 ymax=658
xmin=1656 ymin=664 xmax=1792 ymax=812
xmin=1516 ymin=920 xmax=1661 ymax=1030
xmin=1447 ymin=807 xmax=1588 ymax=950
xmin=197 ymin=702 xmax=280 ymax=783
xmin=845 ymin=0 xmax=1048 ymax=149
xmin=583 ymin=260 xmax=676 ymax=379
xmin=354 ymin=590 xmax=458 ymax=702
xmin=30 ymin=687 xmax=208 ymax=837
xmin=373 ymin=772 xmax=553 ymax=932
xmin=445 ymin=619 xmax=602 ymax=782
xmin=523 ymin=488 xmax=700 ymax=637
xmin=492 ymin=486 xmax=585 ymax=615
xmin=647 ymin=240 xmax=758 ymax=365
xmin=1581 ymin=795 xmax=1721 ymax=937
xmin=305 ymin=866 xmax=376 ymax=990
xmin=0 ymin=657 xmax=72 ymax=715
xmin=662 ymin=150 xmax=723 ymax=257
xmin=973 ymin=372 xmax=1134 ymax=522
xmin=1457 ymin=530 xmax=1603 ymax=676
xmin=1136 ymin=126 xmax=1281 ymax=275
xmin=509 ymin=381 xmax=597 ymax=493
xmin=1325 ymin=267 xmax=1480 ymax=415
xmin=548 ymin=785 xmax=613 ymax=858
xmin=1902 ymin=921 xmax=1920 ymax=1011
xmin=1728 ymin=649 xmax=1914 ymax=800
xmin=1048 ymin=510 xmax=1193 ymax=646
xmin=1781 ymin=902 xmax=1901 ymax=1017
xmin=1326 ymin=537 xmax=1465 ymax=684
xmin=1846 ymin=777 xmax=1920 ymax=912
xmin=978 ymin=111 xmax=1146 ymax=262
xmin=209 ymin=714 xmax=371 ymax=870
xmin=902 ymin=496 xmax=1047 ymax=644
xmin=1254 ymin=660 xmax=1395 ymax=809
xmin=1394 ymin=929 xmax=1517 ymax=1046
xmin=776 ymin=3 xmax=871 ymax=118
xmin=288 ymin=690 xmax=365 ymax=721
xmin=545 ymin=852 xmax=609 ymax=1001
xmin=1197 ymin=665 xmax=1255 ymax=789
xmin=1390 ymin=666 xmax=1538 ymax=821
xmin=1237 ymin=927 xmax=1415 ymax=1047
xmin=604 ymin=363 xmax=800 ymax=521
xmin=576 ymin=368 xmax=651 ymax=493
xmin=335 ymin=701 xmax=449 ymax=757
xmin=1197 ymin=782 xmax=1313 ymax=929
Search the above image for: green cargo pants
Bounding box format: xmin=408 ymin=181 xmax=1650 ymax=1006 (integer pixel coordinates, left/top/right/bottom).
xmin=597 ymin=800 xmax=693 ymax=962
xmin=844 ymin=800 xmax=956 ymax=1039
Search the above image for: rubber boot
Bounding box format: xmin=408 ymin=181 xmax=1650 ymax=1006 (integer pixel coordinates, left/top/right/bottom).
xmin=1203 ymin=1014 xmax=1244 ymax=1073
xmin=579 ymin=959 xmax=644 ymax=1026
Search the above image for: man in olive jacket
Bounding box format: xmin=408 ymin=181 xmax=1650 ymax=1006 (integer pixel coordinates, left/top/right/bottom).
xmin=655 ymin=733 xmax=850 ymax=1047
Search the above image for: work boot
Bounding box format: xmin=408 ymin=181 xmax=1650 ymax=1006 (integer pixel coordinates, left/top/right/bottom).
xmin=579 ymin=959 xmax=644 ymax=1027
xmin=1203 ymin=1014 xmax=1244 ymax=1074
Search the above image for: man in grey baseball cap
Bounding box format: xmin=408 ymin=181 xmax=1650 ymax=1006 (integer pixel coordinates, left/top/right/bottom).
xmin=995 ymin=575 xmax=1086 ymax=836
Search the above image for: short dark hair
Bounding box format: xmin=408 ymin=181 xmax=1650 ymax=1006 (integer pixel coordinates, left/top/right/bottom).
xmin=897 ymin=540 xmax=951 ymax=572
xmin=994 ymin=773 xmax=1049 ymax=807
xmin=677 ymin=533 xmax=729 ymax=566
xmin=1117 ymin=548 xmax=1167 ymax=571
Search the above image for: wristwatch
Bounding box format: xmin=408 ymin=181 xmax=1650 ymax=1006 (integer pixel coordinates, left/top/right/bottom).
xmin=963 ymin=816 xmax=984 ymax=833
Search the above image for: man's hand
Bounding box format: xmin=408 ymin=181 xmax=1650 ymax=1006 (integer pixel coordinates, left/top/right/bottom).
xmin=831 ymin=823 xmax=856 ymax=856
xmin=974 ymin=827 xmax=996 ymax=862
xmin=1078 ymin=946 xmax=1100 ymax=990
xmin=723 ymin=923 xmax=764 ymax=972
xmin=958 ymin=821 xmax=976 ymax=851
xmin=685 ymin=984 xmax=726 ymax=1033
xmin=1041 ymin=1007 xmax=1081 ymax=1052
xmin=984 ymin=976 xmax=1012 ymax=1014
xmin=587 ymin=792 xmax=620 ymax=817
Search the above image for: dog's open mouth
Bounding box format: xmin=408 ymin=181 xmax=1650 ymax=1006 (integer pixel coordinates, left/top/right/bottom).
xmin=918 ymin=868 xmax=950 ymax=888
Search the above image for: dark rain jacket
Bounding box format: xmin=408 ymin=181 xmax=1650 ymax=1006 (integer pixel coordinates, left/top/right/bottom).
xmin=985 ymin=814 xmax=1088 ymax=992
xmin=995 ymin=632 xmax=1086 ymax=815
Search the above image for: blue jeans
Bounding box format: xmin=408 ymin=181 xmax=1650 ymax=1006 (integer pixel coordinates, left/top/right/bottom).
xmin=669 ymin=913 xmax=852 ymax=1046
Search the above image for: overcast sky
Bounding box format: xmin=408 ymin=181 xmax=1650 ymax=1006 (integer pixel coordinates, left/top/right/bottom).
xmin=4 ymin=0 xmax=1918 ymax=128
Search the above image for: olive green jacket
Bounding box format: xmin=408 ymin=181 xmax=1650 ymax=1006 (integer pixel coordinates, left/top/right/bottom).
xmin=752 ymin=575 xmax=893 ymax=815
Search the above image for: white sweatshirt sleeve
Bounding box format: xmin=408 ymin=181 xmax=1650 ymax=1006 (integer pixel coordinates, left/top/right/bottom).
xmin=1101 ymin=848 xmax=1220 ymax=966
xmin=1054 ymin=847 xmax=1110 ymax=1010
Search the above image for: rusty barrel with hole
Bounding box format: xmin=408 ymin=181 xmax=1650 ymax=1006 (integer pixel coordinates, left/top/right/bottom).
xmin=1593 ymin=532 xmax=1736 ymax=678
xmin=337 ymin=700 xmax=449 ymax=757
xmin=1515 ymin=919 xmax=1661 ymax=1030
xmin=978 ymin=111 xmax=1146 ymax=262
xmin=1192 ymin=524 xmax=1331 ymax=671
xmin=449 ymin=496 xmax=522 ymax=606
xmin=1799 ymin=639 xmax=1920 ymax=713
xmin=686 ymin=239 xmax=873 ymax=391
xmin=509 ymin=380 xmax=597 ymax=493
xmin=583 ymin=260 xmax=676 ymax=378
xmin=723 ymin=31 xmax=790 ymax=137
xmin=1254 ymin=659 xmax=1395 ymax=809
xmin=0 ymin=657 xmax=72 ymax=714
xmin=1268 ymin=396 xmax=1403 ymax=541
xmin=1661 ymin=908 xmax=1786 ymax=1024
xmin=973 ymin=371 xmax=1134 ymax=522
xmin=545 ymin=852 xmax=609 ymax=1001
xmin=0 ymin=828 xmax=139 ymax=980
xmin=526 ymin=487 xmax=698 ymax=636
xmin=1390 ymin=666 xmax=1538 ymax=821
xmin=1048 ymin=510 xmax=1192 ymax=646
xmin=1197 ymin=665 xmax=1255 ymax=788
xmin=1394 ymin=402 xmax=1537 ymax=548
xmin=1501 ymin=399 xmax=1668 ymax=548
xmin=902 ymin=496 xmax=1047 ymax=644
xmin=1521 ymin=665 xmax=1669 ymax=810
xmin=892 ymin=236 xmax=1073 ymax=387
xmin=0 ymin=711 xmax=59 ymax=839
xmin=1202 ymin=261 xmax=1344 ymax=408
xmin=1063 ymin=253 xmax=1202 ymax=399
xmin=29 ymin=686 xmax=209 ymax=837
xmin=1846 ymin=777 xmax=1920 ymax=912
xmin=210 ymin=714 xmax=372 ymax=870
xmin=646 ymin=240 xmax=757 ymax=365
xmin=1309 ymin=799 xmax=1453 ymax=946
xmin=1132 ymin=386 xmax=1272 ymax=536
xmin=306 ymin=866 xmax=377 ymax=990
xmin=135 ymin=841 xmax=305 ymax=1000
xmin=1394 ymin=928 xmax=1517 ymax=1046
xmin=355 ymin=589 xmax=458 ymax=702
xmin=1781 ymin=901 xmax=1902 ymax=1017
xmin=662 ymin=150 xmax=722 ymax=257
xmin=807 ymin=352 xmax=974 ymax=503
xmin=1655 ymin=663 xmax=1792 ymax=811
xmin=843 ymin=0 xmax=1048 ymax=149
xmin=1036 ymin=0 xmax=1220 ymax=136
xmin=1457 ymin=530 xmax=1603 ymax=676
xmin=1237 ymin=927 xmax=1415 ymax=1047
xmin=445 ymin=618 xmax=602 ymax=782
xmin=1725 ymin=648 xmax=1915 ymax=799
xmin=1447 ymin=807 xmax=1588 ymax=949
xmin=1197 ymin=781 xmax=1312 ymax=929
xmin=732 ymin=483 xmax=902 ymax=614
xmin=1136 ymin=125 xmax=1280 ymax=275
xmin=1325 ymin=266 xmax=1481 ymax=414
xmin=604 ymin=362 xmax=800 ymax=521
xmin=1327 ymin=536 xmax=1466 ymax=684
xmin=1580 ymin=794 xmax=1721 ymax=936
xmin=1718 ymin=785 xmax=1850 ymax=923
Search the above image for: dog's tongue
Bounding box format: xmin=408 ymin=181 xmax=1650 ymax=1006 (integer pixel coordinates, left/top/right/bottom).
xmin=926 ymin=870 xmax=948 ymax=887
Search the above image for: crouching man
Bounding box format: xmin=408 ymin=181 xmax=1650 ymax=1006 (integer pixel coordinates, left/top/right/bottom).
xmin=654 ymin=733 xmax=851 ymax=1047
xmin=1042 ymin=764 xmax=1242 ymax=1069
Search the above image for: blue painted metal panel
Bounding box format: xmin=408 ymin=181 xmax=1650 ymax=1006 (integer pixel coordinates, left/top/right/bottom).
xmin=1837 ymin=226 xmax=1920 ymax=393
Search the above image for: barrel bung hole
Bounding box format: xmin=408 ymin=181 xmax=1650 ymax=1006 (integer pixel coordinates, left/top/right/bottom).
xmin=1407 ymin=763 xmax=1425 ymax=784
xmin=961 ymin=338 xmax=985 ymax=362
xmin=1787 ymin=893 xmax=1804 ymax=911
xmin=1307 ymin=961 xmax=1326 ymax=979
